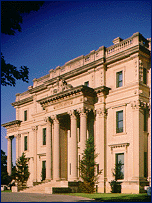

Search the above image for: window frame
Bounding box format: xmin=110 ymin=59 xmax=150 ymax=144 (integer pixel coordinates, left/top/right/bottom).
xmin=143 ymin=68 xmax=147 ymax=85
xmin=24 ymin=110 xmax=27 ymax=121
xmin=24 ymin=136 xmax=28 ymax=151
xmin=116 ymin=71 xmax=123 ymax=88
xmin=116 ymin=110 xmax=123 ymax=133
xmin=43 ymin=128 xmax=46 ymax=145
xmin=115 ymin=153 xmax=124 ymax=180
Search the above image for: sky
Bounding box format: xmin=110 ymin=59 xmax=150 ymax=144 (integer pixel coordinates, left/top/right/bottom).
xmin=1 ymin=1 xmax=151 ymax=164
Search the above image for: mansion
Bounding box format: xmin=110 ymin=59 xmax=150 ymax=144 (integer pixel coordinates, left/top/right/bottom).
xmin=2 ymin=32 xmax=151 ymax=193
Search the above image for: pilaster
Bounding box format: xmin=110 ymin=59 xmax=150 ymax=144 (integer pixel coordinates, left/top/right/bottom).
xmin=32 ymin=125 xmax=38 ymax=182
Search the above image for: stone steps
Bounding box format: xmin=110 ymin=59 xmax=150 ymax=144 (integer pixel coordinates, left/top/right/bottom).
xmin=20 ymin=180 xmax=68 ymax=194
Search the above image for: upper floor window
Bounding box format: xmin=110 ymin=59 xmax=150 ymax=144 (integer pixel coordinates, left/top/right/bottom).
xmin=116 ymin=110 xmax=123 ymax=133
xmin=143 ymin=68 xmax=147 ymax=84
xmin=115 ymin=153 xmax=124 ymax=180
xmin=84 ymin=81 xmax=89 ymax=87
xmin=116 ymin=71 xmax=123 ymax=88
xmin=24 ymin=136 xmax=27 ymax=151
xmin=43 ymin=128 xmax=46 ymax=145
xmin=24 ymin=110 xmax=27 ymax=121
xmin=144 ymin=109 xmax=147 ymax=131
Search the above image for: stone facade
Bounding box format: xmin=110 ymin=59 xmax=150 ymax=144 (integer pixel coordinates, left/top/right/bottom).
xmin=2 ymin=32 xmax=151 ymax=193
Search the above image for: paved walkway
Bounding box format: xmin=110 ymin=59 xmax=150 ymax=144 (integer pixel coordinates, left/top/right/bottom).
xmin=1 ymin=193 xmax=94 ymax=202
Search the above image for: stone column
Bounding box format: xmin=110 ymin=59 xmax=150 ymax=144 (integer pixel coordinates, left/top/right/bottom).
xmin=46 ymin=117 xmax=52 ymax=180
xmin=53 ymin=115 xmax=60 ymax=180
xmin=68 ymin=110 xmax=78 ymax=181
xmin=96 ymin=108 xmax=107 ymax=193
xmin=79 ymin=108 xmax=87 ymax=156
xmin=14 ymin=134 xmax=20 ymax=160
xmin=32 ymin=126 xmax=38 ymax=182
xmin=6 ymin=136 xmax=13 ymax=176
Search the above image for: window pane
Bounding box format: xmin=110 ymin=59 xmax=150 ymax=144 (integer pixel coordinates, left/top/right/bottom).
xmin=118 ymin=111 xmax=123 ymax=121
xmin=118 ymin=154 xmax=124 ymax=164
xmin=116 ymin=71 xmax=123 ymax=88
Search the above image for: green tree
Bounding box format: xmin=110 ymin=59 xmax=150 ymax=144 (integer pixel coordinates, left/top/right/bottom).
xmin=1 ymin=1 xmax=44 ymax=86
xmin=110 ymin=160 xmax=123 ymax=193
xmin=79 ymin=135 xmax=102 ymax=193
xmin=1 ymin=1 xmax=44 ymax=35
xmin=14 ymin=152 xmax=30 ymax=186
xmin=1 ymin=150 xmax=11 ymax=185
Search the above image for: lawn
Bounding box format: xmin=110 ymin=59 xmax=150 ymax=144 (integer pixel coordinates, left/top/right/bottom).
xmin=1 ymin=190 xmax=12 ymax=193
xmin=62 ymin=193 xmax=151 ymax=202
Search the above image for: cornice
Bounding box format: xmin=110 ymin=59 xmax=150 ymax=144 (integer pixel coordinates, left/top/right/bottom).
xmin=94 ymin=86 xmax=111 ymax=95
xmin=37 ymin=85 xmax=96 ymax=105
xmin=28 ymin=84 xmax=47 ymax=94
xmin=1 ymin=120 xmax=22 ymax=128
xmin=12 ymin=96 xmax=33 ymax=107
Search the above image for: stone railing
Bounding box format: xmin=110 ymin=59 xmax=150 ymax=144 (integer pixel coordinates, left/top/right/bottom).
xmin=106 ymin=37 xmax=133 ymax=57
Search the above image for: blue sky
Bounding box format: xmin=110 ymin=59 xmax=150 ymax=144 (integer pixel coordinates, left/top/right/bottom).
xmin=1 ymin=1 xmax=151 ymax=164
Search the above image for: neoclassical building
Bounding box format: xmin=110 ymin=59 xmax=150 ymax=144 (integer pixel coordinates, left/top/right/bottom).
xmin=2 ymin=32 xmax=151 ymax=193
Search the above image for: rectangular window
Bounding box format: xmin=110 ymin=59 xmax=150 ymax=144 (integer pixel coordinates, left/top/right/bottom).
xmin=116 ymin=153 xmax=124 ymax=180
xmin=144 ymin=152 xmax=148 ymax=178
xmin=43 ymin=128 xmax=46 ymax=145
xmin=84 ymin=81 xmax=89 ymax=87
xmin=97 ymin=164 xmax=99 ymax=174
xmin=24 ymin=110 xmax=27 ymax=121
xmin=143 ymin=68 xmax=147 ymax=84
xmin=144 ymin=109 xmax=147 ymax=131
xmin=42 ymin=161 xmax=46 ymax=181
xmin=116 ymin=71 xmax=123 ymax=88
xmin=116 ymin=110 xmax=123 ymax=133
xmin=24 ymin=136 xmax=27 ymax=151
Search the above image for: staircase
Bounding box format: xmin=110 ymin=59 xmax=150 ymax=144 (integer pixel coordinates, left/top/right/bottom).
xmin=20 ymin=180 xmax=69 ymax=194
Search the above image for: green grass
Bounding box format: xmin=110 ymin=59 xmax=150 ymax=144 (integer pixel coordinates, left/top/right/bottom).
xmin=1 ymin=190 xmax=12 ymax=193
xmin=60 ymin=193 xmax=151 ymax=202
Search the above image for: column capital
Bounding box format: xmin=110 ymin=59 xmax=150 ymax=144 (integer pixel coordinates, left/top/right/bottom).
xmin=52 ymin=115 xmax=59 ymax=124
xmin=14 ymin=134 xmax=21 ymax=138
xmin=32 ymin=125 xmax=38 ymax=131
xmin=6 ymin=135 xmax=14 ymax=140
xmin=68 ymin=110 xmax=77 ymax=119
xmin=96 ymin=108 xmax=107 ymax=117
xmin=78 ymin=107 xmax=89 ymax=116
xmin=44 ymin=116 xmax=52 ymax=123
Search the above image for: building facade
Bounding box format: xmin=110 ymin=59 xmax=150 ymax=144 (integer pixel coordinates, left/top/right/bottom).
xmin=2 ymin=32 xmax=151 ymax=193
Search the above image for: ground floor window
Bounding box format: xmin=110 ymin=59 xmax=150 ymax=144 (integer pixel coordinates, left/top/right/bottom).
xmin=42 ymin=161 xmax=46 ymax=181
xmin=115 ymin=153 xmax=124 ymax=180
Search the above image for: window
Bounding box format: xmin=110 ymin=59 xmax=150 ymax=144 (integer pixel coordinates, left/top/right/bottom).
xmin=97 ymin=164 xmax=99 ymax=174
xmin=143 ymin=68 xmax=147 ymax=84
xmin=24 ymin=110 xmax=27 ymax=121
xmin=42 ymin=161 xmax=46 ymax=181
xmin=24 ymin=136 xmax=27 ymax=151
xmin=144 ymin=109 xmax=147 ymax=131
xmin=144 ymin=152 xmax=148 ymax=178
xmin=84 ymin=81 xmax=89 ymax=87
xmin=43 ymin=128 xmax=46 ymax=145
xmin=116 ymin=153 xmax=124 ymax=180
xmin=116 ymin=71 xmax=123 ymax=88
xmin=116 ymin=110 xmax=123 ymax=133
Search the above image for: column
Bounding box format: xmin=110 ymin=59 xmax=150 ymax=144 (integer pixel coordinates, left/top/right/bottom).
xmin=79 ymin=108 xmax=87 ymax=156
xmin=96 ymin=108 xmax=107 ymax=192
xmin=15 ymin=134 xmax=18 ymax=160
xmin=32 ymin=126 xmax=38 ymax=182
xmin=68 ymin=110 xmax=78 ymax=181
xmin=46 ymin=117 xmax=52 ymax=180
xmin=53 ymin=115 xmax=60 ymax=180
xmin=7 ymin=136 xmax=13 ymax=176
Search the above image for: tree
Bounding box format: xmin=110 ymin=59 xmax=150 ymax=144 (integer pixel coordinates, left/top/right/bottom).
xmin=110 ymin=160 xmax=123 ymax=193
xmin=79 ymin=135 xmax=102 ymax=193
xmin=1 ymin=1 xmax=44 ymax=35
xmin=1 ymin=53 xmax=29 ymax=86
xmin=1 ymin=1 xmax=44 ymax=86
xmin=1 ymin=150 xmax=11 ymax=185
xmin=14 ymin=152 xmax=30 ymax=186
